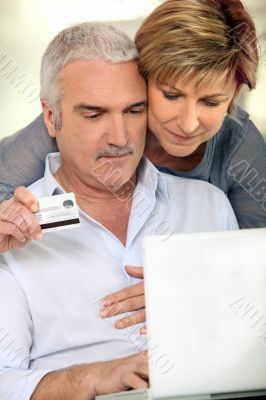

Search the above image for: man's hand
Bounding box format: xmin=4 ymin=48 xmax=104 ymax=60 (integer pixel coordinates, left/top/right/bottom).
xmin=93 ymin=352 xmax=148 ymax=396
xmin=101 ymin=266 xmax=147 ymax=334
xmin=31 ymin=352 xmax=148 ymax=400
xmin=0 ymin=187 xmax=42 ymax=253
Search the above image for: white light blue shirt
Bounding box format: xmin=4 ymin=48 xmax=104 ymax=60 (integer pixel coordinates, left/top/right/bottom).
xmin=0 ymin=153 xmax=238 ymax=400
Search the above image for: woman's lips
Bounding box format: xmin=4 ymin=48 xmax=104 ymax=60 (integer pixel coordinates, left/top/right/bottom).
xmin=165 ymin=128 xmax=200 ymax=143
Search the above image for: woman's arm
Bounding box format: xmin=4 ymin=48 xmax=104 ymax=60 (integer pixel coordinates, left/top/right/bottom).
xmin=0 ymin=114 xmax=58 ymax=201
xmin=227 ymin=119 xmax=266 ymax=228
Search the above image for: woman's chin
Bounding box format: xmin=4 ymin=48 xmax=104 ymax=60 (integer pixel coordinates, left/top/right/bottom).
xmin=164 ymin=142 xmax=199 ymax=158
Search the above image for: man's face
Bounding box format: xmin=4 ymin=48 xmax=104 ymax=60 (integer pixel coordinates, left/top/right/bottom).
xmin=46 ymin=60 xmax=147 ymax=192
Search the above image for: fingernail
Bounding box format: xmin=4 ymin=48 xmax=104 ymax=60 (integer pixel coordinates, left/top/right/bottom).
xmin=31 ymin=202 xmax=39 ymax=213
xmin=102 ymin=298 xmax=112 ymax=307
xmin=140 ymin=327 xmax=147 ymax=335
xmin=100 ymin=309 xmax=108 ymax=318
xmin=115 ymin=320 xmax=124 ymax=328
xmin=35 ymin=232 xmax=43 ymax=241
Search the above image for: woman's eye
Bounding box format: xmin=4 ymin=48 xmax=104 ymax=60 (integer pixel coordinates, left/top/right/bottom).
xmin=163 ymin=92 xmax=181 ymax=101
xmin=203 ymin=100 xmax=220 ymax=107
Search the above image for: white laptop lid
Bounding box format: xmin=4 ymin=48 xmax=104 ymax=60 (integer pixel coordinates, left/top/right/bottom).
xmin=143 ymin=228 xmax=266 ymax=399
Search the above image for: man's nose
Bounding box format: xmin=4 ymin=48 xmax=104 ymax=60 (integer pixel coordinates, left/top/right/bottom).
xmin=176 ymin=102 xmax=200 ymax=135
xmin=106 ymin=114 xmax=129 ymax=147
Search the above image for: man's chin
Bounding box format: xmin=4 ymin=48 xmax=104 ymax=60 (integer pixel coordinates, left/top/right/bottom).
xmin=91 ymin=160 xmax=137 ymax=196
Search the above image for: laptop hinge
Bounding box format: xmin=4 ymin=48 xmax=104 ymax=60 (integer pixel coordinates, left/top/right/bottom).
xmin=211 ymin=390 xmax=266 ymax=399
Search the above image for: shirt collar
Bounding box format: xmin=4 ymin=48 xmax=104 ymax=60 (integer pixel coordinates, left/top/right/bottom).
xmin=43 ymin=152 xmax=170 ymax=204
xmin=43 ymin=153 xmax=64 ymax=196
xmin=136 ymin=156 xmax=170 ymax=204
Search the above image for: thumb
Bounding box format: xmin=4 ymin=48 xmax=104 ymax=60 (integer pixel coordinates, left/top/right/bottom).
xmin=14 ymin=187 xmax=39 ymax=213
xmin=125 ymin=265 xmax=144 ymax=278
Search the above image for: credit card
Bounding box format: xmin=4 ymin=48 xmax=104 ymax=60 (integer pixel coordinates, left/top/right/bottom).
xmin=35 ymin=192 xmax=81 ymax=232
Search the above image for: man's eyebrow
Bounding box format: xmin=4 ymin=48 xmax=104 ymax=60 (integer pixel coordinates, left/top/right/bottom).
xmin=73 ymin=104 xmax=107 ymax=112
xmin=73 ymin=101 xmax=147 ymax=113
xmin=126 ymin=101 xmax=148 ymax=108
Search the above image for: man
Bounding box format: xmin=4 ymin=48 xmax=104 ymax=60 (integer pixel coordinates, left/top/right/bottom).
xmin=0 ymin=22 xmax=238 ymax=400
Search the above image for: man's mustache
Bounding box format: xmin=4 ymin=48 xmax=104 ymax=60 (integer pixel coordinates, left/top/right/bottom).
xmin=95 ymin=145 xmax=134 ymax=160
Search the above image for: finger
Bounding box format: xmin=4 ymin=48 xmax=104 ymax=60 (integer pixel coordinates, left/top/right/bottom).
xmin=0 ymin=198 xmax=15 ymax=216
xmin=115 ymin=309 xmax=146 ymax=329
xmin=14 ymin=187 xmax=39 ymax=213
xmin=32 ymin=226 xmax=43 ymax=241
xmin=102 ymin=282 xmax=144 ymax=307
xmin=125 ymin=265 xmax=144 ymax=279
xmin=140 ymin=326 xmax=147 ymax=335
xmin=0 ymin=220 xmax=27 ymax=243
xmin=4 ymin=210 xmax=41 ymax=242
xmin=15 ymin=213 xmax=38 ymax=237
xmin=122 ymin=371 xmax=149 ymax=390
xmin=7 ymin=206 xmax=40 ymax=238
xmin=134 ymin=360 xmax=149 ymax=379
xmin=101 ymin=295 xmax=145 ymax=318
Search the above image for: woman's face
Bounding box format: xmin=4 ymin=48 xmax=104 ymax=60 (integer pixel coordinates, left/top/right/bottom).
xmin=147 ymin=74 xmax=237 ymax=157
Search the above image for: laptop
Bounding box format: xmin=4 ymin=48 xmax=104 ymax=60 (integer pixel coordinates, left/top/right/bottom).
xmin=97 ymin=228 xmax=266 ymax=400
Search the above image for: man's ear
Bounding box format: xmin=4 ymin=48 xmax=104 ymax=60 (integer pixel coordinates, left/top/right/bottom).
xmin=41 ymin=99 xmax=57 ymax=138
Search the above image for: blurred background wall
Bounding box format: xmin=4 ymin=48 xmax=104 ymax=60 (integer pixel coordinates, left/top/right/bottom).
xmin=0 ymin=0 xmax=265 ymax=139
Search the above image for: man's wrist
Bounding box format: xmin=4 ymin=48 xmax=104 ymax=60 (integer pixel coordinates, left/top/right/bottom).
xmin=30 ymin=364 xmax=97 ymax=400
xmin=67 ymin=363 xmax=98 ymax=399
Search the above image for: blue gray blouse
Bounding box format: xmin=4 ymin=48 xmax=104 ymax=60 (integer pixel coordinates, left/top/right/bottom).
xmin=0 ymin=106 xmax=265 ymax=228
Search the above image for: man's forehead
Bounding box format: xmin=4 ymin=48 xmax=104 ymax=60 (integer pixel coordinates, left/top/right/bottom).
xmin=59 ymin=59 xmax=147 ymax=106
xmin=59 ymin=59 xmax=144 ymax=87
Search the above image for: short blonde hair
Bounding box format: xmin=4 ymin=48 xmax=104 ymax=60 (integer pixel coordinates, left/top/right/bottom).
xmin=135 ymin=0 xmax=259 ymax=108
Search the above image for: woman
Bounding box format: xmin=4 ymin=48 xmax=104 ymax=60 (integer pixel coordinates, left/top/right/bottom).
xmin=135 ymin=0 xmax=265 ymax=228
xmin=0 ymin=0 xmax=265 ymax=227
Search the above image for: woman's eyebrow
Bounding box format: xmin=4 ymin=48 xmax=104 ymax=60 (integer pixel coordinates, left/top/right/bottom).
xmin=200 ymin=94 xmax=229 ymax=101
xmin=159 ymin=84 xmax=183 ymax=93
xmin=202 ymin=93 xmax=229 ymax=98
xmin=159 ymin=83 xmax=229 ymax=99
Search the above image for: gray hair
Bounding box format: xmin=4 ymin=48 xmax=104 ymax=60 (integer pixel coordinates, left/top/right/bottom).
xmin=40 ymin=22 xmax=138 ymax=130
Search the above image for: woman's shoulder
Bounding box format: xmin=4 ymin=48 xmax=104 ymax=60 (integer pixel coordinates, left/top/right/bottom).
xmin=210 ymin=106 xmax=266 ymax=187
xmin=216 ymin=105 xmax=265 ymax=155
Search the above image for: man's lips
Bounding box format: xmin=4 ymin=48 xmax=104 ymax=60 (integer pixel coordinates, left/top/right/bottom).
xmin=100 ymin=154 xmax=129 ymax=160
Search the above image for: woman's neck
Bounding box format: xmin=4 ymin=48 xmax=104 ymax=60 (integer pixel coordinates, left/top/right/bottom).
xmin=144 ymin=131 xmax=206 ymax=172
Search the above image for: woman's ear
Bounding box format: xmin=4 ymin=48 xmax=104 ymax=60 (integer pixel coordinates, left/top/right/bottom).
xmin=41 ymin=99 xmax=57 ymax=138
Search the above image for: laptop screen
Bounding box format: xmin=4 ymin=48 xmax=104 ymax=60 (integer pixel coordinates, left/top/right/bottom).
xmin=143 ymin=229 xmax=266 ymax=399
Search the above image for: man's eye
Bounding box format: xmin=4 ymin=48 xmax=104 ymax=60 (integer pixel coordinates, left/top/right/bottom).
xmin=84 ymin=113 xmax=101 ymax=120
xmin=163 ymin=92 xmax=181 ymax=101
xmin=128 ymin=108 xmax=144 ymax=115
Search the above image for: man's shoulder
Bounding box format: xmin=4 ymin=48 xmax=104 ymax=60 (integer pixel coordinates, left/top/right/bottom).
xmin=160 ymin=172 xmax=238 ymax=230
xmin=161 ymin=172 xmax=226 ymax=199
